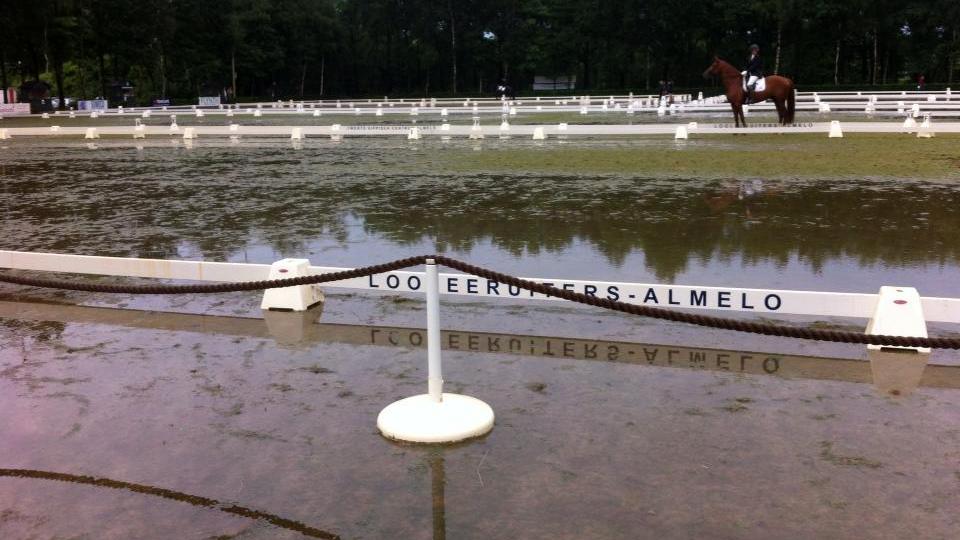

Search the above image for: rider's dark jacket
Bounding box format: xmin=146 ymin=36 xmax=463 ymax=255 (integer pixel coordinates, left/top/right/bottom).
xmin=745 ymin=54 xmax=763 ymax=77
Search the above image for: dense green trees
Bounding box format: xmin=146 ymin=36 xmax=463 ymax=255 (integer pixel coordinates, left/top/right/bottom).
xmin=1 ymin=0 xmax=957 ymax=105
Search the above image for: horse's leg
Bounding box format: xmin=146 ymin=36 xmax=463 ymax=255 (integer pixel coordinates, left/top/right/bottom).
xmin=739 ymin=104 xmax=747 ymax=127
xmin=774 ymin=97 xmax=786 ymax=125
xmin=730 ymin=102 xmax=740 ymax=127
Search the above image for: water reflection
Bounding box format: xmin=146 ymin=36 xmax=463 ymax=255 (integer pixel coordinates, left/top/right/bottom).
xmin=1 ymin=141 xmax=958 ymax=284
xmin=0 ymin=299 xmax=953 ymax=395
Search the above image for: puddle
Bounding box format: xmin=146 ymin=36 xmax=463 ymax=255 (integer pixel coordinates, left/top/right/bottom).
xmin=1 ymin=134 xmax=959 ymax=538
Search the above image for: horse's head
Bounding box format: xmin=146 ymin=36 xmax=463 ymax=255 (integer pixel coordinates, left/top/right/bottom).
xmin=702 ymin=57 xmax=721 ymax=79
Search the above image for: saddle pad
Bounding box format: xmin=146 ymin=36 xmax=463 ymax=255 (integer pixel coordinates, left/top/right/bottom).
xmin=744 ymin=77 xmax=767 ymax=92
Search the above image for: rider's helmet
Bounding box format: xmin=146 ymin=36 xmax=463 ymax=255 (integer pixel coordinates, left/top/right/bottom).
xmin=750 ymin=44 xmax=760 ymax=53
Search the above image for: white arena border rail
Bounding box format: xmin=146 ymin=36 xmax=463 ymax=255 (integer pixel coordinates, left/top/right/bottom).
xmin=3 ymin=121 xmax=960 ymax=139
xmin=3 ymin=88 xmax=957 ymax=122
xmin=2 ymin=250 xmax=954 ymax=442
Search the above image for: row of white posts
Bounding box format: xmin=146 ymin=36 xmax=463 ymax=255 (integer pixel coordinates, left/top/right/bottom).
xmin=1 ymin=249 xmax=955 ymax=444
xmin=4 ymin=119 xmax=947 ymax=142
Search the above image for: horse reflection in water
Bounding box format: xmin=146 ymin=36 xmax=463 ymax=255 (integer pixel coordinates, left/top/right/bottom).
xmin=704 ymin=179 xmax=782 ymax=221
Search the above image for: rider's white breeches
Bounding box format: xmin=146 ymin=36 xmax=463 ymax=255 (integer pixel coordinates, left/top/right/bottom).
xmin=747 ymin=75 xmax=759 ymax=87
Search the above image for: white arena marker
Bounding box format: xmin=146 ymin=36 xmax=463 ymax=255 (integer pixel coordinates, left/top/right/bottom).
xmin=0 ymin=129 xmax=9 ymax=140
xmin=133 ymin=124 xmax=146 ymax=139
xmin=674 ymin=125 xmax=688 ymax=140
xmin=440 ymin=107 xmax=448 ymax=117
xmin=828 ymin=120 xmax=843 ymax=138
xmin=169 ymin=121 xmax=179 ymax=133
xmin=226 ymin=109 xmax=234 ymax=117
xmin=912 ymin=103 xmax=920 ymax=118
xmin=469 ymin=117 xmax=484 ymax=140
xmin=253 ymin=109 xmax=262 ymax=118
xmin=182 ymin=127 xmax=196 ymax=140
xmin=865 ymin=286 xmax=930 ymax=396
xmin=313 ymin=109 xmax=321 ymax=117
xmin=818 ymin=102 xmax=831 ymax=113
xmin=42 ymin=113 xmax=50 ymax=119
xmin=195 ymin=109 xmax=204 ymax=118
xmin=532 ymin=127 xmax=546 ymax=140
xmin=142 ymin=110 xmax=151 ymax=118
xmin=917 ymin=116 xmax=934 ymax=138
xmin=290 ymin=127 xmax=304 ymax=140
xmin=688 ymin=121 xmax=698 ymax=130
xmin=49 ymin=125 xmax=60 ymax=132
xmin=260 ymin=259 xmax=323 ymax=311
xmin=377 ymin=259 xmax=494 ymax=444
xmin=902 ymin=116 xmax=917 ymax=133
xmin=84 ymin=127 xmax=99 ymax=140
xmin=90 ymin=111 xmax=99 ymax=119
xmin=407 ymin=126 xmax=421 ymax=140
xmin=580 ymin=106 xmax=588 ymax=115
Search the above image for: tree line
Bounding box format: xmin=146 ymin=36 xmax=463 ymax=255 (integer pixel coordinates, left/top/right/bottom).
xmin=1 ymin=0 xmax=958 ymax=106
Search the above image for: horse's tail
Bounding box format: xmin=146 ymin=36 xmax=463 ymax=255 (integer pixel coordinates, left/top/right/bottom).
xmin=785 ymin=83 xmax=796 ymax=124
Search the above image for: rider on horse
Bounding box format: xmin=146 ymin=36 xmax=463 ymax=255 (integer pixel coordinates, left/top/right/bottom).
xmin=742 ymin=44 xmax=763 ymax=104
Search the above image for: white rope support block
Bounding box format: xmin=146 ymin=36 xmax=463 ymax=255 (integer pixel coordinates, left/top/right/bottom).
xmin=865 ymin=286 xmax=930 ymax=396
xmin=260 ymin=259 xmax=323 ymax=312
xmin=674 ymin=125 xmax=688 ymax=139
xmin=84 ymin=128 xmax=99 ymax=139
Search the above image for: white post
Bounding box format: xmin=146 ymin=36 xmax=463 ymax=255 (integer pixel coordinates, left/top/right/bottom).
xmin=426 ymin=259 xmax=443 ymax=402
xmin=376 ymin=258 xmax=494 ymax=443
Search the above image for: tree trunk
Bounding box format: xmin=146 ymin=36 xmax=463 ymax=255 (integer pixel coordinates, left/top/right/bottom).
xmin=319 ymin=56 xmax=325 ymax=96
xmin=872 ymin=29 xmax=878 ymax=85
xmin=98 ymin=52 xmax=106 ymax=98
xmin=0 ymin=45 xmax=7 ymax=103
xmin=448 ymin=0 xmax=457 ymax=94
xmin=160 ymin=51 xmax=166 ymax=97
xmin=834 ymin=40 xmax=840 ymax=85
xmin=950 ymin=28 xmax=957 ymax=84
xmin=645 ymin=46 xmax=650 ymax=90
xmin=774 ymin=23 xmax=782 ymax=75
xmin=53 ymin=56 xmax=65 ymax=109
xmin=231 ymin=49 xmax=237 ymax=101
xmin=299 ymin=59 xmax=307 ymax=98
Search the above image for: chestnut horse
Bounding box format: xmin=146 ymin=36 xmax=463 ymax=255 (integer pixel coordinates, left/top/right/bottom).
xmin=703 ymin=57 xmax=795 ymax=127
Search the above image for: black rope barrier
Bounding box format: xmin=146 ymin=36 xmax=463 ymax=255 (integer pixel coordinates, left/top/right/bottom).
xmin=1 ymin=255 xmax=957 ymax=349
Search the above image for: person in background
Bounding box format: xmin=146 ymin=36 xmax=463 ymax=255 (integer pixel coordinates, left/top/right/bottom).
xmin=917 ymin=74 xmax=926 ymax=91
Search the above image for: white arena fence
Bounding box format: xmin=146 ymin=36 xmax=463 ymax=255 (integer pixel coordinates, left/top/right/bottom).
xmin=1 ymin=120 xmax=955 ymax=140
xmin=2 ymin=89 xmax=957 ymax=121
xmin=1 ymin=249 xmax=955 ymax=442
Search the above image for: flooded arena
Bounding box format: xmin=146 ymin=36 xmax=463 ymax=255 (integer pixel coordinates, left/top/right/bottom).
xmin=1 ymin=122 xmax=959 ymax=539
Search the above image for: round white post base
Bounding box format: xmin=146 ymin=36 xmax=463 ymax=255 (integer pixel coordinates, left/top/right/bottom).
xmin=377 ymin=393 xmax=494 ymax=444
